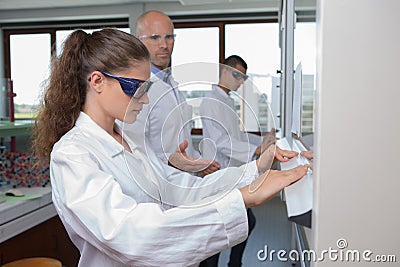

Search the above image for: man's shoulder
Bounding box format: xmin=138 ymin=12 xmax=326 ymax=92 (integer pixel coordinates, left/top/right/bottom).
xmin=201 ymin=89 xmax=228 ymax=106
xmin=147 ymin=79 xmax=175 ymax=102
xmin=199 ymin=92 xmax=222 ymax=115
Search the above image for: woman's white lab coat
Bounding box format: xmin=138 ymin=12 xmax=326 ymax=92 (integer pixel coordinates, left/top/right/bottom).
xmin=200 ymin=85 xmax=262 ymax=168
xmin=50 ymin=112 xmax=259 ymax=267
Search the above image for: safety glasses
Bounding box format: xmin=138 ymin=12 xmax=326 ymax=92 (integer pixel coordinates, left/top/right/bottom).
xmin=97 ymin=71 xmax=152 ymax=98
xmin=138 ymin=33 xmax=176 ymax=45
xmin=231 ymin=70 xmax=248 ymax=81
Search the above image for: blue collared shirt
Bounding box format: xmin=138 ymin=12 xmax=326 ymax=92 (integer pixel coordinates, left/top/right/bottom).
xmin=150 ymin=64 xmax=180 ymax=102
xmin=151 ymin=65 xmax=165 ymax=80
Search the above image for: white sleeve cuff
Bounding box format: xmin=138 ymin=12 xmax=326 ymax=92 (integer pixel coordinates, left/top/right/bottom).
xmin=236 ymin=160 xmax=259 ymax=187
xmin=214 ymin=189 xmax=248 ymax=247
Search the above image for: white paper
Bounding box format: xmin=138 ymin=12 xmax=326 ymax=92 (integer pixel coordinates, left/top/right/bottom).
xmin=277 ymin=137 xmax=313 ymax=217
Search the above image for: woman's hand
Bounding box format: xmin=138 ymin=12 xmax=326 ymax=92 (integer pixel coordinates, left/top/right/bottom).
xmin=256 ymin=144 xmax=299 ymax=173
xmin=301 ymin=150 xmax=314 ymax=170
xmin=274 ymin=145 xmax=299 ymax=163
xmin=240 ymin=164 xmax=309 ymax=208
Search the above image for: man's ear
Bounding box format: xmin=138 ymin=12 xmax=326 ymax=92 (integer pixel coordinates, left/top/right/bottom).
xmin=88 ymin=71 xmax=105 ymax=93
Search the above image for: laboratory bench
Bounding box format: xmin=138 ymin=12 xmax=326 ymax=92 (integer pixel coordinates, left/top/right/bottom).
xmin=0 ymin=120 xmax=33 ymax=153
xmin=0 ymin=187 xmax=79 ymax=266
xmin=0 ymin=120 xmax=32 ymax=138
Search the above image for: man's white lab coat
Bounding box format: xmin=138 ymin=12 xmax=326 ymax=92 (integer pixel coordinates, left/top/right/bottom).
xmin=123 ymin=74 xmax=199 ymax=165
xmin=200 ymin=85 xmax=262 ymax=168
xmin=50 ymin=112 xmax=259 ymax=267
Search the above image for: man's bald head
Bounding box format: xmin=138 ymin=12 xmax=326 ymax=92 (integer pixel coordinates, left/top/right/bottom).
xmin=135 ymin=10 xmax=175 ymax=70
xmin=136 ymin=10 xmax=174 ymax=36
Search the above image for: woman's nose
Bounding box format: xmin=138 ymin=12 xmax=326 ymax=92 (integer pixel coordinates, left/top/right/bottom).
xmin=140 ymin=92 xmax=149 ymax=104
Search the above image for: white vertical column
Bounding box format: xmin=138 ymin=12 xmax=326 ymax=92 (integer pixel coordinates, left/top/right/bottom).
xmin=0 ymin=29 xmax=7 ymax=119
xmin=128 ymin=4 xmax=145 ymax=34
xmin=313 ymin=0 xmax=400 ymax=265
xmin=280 ymin=0 xmax=295 ymax=142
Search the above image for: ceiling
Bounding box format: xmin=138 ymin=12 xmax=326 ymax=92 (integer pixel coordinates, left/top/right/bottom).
xmin=0 ymin=0 xmax=293 ymax=25
xmin=0 ymin=0 xmax=175 ymax=10
xmin=0 ymin=0 xmax=274 ymax=11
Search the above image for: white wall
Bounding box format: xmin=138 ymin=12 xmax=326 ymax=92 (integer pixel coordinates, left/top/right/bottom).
xmin=313 ymin=0 xmax=400 ymax=265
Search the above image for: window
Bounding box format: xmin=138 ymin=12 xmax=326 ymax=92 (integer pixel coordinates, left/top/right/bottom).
xmin=56 ymin=28 xmax=130 ymax=55
xmin=171 ymin=27 xmax=220 ymax=128
xmin=3 ymin=17 xmax=316 ymax=132
xmin=225 ymin=23 xmax=280 ymax=132
xmin=4 ymin=23 xmax=129 ymax=120
xmin=172 ymin=27 xmax=219 ymax=67
xmin=294 ymin=22 xmax=316 ymax=134
xmin=10 ymin=33 xmax=51 ymax=118
xmin=172 ymin=21 xmax=282 ymax=132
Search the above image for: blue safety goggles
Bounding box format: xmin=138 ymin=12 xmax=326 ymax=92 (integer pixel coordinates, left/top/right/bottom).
xmin=98 ymin=71 xmax=152 ymax=98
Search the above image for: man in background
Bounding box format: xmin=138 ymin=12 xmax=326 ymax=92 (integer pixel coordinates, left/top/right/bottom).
xmin=199 ymin=55 xmax=276 ymax=266
xmin=124 ymin=10 xmax=220 ymax=175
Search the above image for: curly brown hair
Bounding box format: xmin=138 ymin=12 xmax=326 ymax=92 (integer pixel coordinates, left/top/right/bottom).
xmin=32 ymin=28 xmax=149 ymax=159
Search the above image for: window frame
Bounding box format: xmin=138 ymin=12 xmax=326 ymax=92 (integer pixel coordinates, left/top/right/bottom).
xmin=3 ymin=20 xmax=129 ymax=120
xmin=173 ymin=17 xmax=280 ymax=133
xmin=2 ymin=13 xmax=315 ymax=125
xmin=173 ymin=16 xmax=280 ymax=64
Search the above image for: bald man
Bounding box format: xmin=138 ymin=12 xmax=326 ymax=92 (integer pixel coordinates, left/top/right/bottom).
xmin=133 ymin=11 xmax=254 ymax=267
xmin=123 ymin=10 xmax=220 ymax=176
xmin=136 ymin=10 xmax=174 ymax=71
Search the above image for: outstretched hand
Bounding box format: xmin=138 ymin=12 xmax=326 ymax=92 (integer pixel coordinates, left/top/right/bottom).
xmin=240 ymin=164 xmax=309 ymax=208
xmin=256 ymin=144 xmax=299 ymax=173
xmin=274 ymin=145 xmax=298 ymax=162
xmin=168 ymin=140 xmax=221 ymax=174
xmin=301 ymin=150 xmax=314 ymax=170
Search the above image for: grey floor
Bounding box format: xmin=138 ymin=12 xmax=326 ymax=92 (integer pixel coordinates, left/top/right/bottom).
xmin=218 ymin=196 xmax=296 ymax=267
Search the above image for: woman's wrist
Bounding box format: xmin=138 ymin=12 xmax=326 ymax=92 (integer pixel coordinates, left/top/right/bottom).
xmin=239 ymin=185 xmax=255 ymax=209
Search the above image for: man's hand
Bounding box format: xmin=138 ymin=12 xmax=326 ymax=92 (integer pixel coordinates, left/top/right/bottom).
xmin=254 ymin=128 xmax=278 ymax=156
xmin=261 ymin=129 xmax=278 ymax=152
xmin=254 ymin=129 xmax=278 ymax=156
xmin=199 ymin=161 xmax=221 ymax=177
xmin=168 ymin=140 xmax=221 ymax=174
